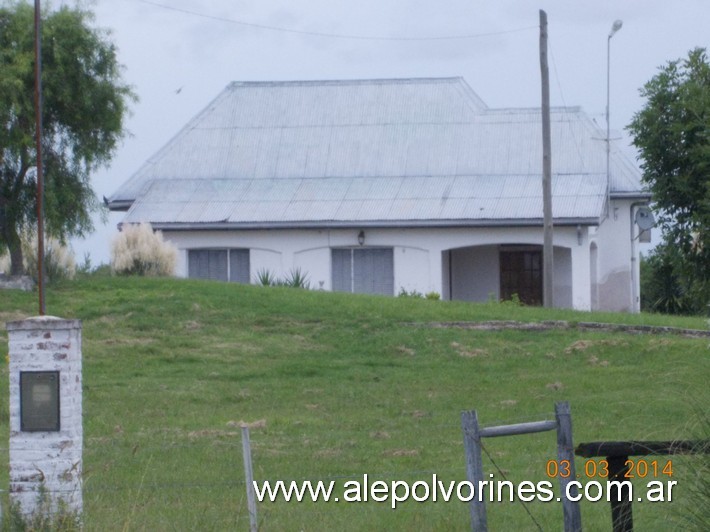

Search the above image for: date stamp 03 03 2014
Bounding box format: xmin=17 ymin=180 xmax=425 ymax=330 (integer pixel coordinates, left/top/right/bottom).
xmin=546 ymin=458 xmax=674 ymax=480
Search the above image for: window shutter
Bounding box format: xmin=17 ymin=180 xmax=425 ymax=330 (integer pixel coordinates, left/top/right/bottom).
xmin=188 ymin=250 xmax=210 ymax=279
xmin=229 ymin=249 xmax=250 ymax=283
xmin=354 ymin=249 xmax=393 ymax=295
xmin=208 ymin=250 xmax=228 ymax=281
xmin=331 ymin=249 xmax=352 ymax=292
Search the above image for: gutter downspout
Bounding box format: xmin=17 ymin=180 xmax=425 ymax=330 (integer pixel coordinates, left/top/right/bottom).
xmin=629 ymin=201 xmax=649 ymax=312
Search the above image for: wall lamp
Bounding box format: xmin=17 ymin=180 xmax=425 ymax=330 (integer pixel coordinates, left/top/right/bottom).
xmin=357 ymin=230 xmax=365 ymax=246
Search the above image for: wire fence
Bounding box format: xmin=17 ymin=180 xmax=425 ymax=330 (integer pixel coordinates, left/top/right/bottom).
xmin=0 ymin=407 xmax=696 ymax=530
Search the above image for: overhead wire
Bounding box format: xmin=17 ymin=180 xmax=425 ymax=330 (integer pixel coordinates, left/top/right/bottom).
xmin=135 ymin=0 xmax=537 ymax=42
xmin=549 ymin=41 xmax=588 ymax=170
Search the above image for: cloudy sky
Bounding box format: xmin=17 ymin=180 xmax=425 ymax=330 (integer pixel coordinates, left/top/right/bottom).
xmin=69 ymin=0 xmax=708 ymax=264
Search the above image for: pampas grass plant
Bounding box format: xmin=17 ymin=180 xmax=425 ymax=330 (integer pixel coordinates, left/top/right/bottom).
xmin=110 ymin=222 xmax=177 ymax=276
xmin=0 ymin=231 xmax=76 ymax=282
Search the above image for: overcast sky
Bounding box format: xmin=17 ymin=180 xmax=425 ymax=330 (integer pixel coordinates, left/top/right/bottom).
xmin=69 ymin=0 xmax=709 ymax=265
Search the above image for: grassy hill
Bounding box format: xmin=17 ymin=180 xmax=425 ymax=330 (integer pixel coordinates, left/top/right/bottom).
xmin=1 ymin=277 xmax=708 ymax=530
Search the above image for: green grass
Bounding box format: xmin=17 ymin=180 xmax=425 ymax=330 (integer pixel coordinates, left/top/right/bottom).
xmin=0 ymin=277 xmax=708 ymax=530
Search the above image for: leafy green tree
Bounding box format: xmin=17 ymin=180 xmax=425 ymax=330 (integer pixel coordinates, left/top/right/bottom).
xmin=0 ymin=1 xmax=134 ymax=274
xmin=640 ymin=242 xmax=697 ymax=314
xmin=628 ymin=48 xmax=710 ymax=312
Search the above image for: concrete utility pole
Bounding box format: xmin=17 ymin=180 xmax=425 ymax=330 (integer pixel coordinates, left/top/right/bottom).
xmin=539 ymin=10 xmax=554 ymax=308
xmin=606 ymin=20 xmax=623 ymax=214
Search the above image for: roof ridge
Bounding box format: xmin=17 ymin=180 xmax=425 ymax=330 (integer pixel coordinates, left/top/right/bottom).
xmin=227 ymin=77 xmax=465 ymax=88
xmin=485 ymin=106 xmax=582 ymax=113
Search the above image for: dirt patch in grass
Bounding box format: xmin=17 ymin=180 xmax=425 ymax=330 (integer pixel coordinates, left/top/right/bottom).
xmin=101 ymin=337 xmax=155 ymax=346
xmin=187 ymin=429 xmax=240 ymax=439
xmin=209 ymin=341 xmax=263 ymax=354
xmin=383 ymin=448 xmax=419 ymax=457
xmin=564 ymin=338 xmax=626 ymax=354
xmin=183 ymin=320 xmax=202 ymax=331
xmin=451 ymin=341 xmax=488 ymax=358
xmin=226 ymin=419 xmax=267 ymax=429
xmin=315 ymin=448 xmax=342 ymax=458
xmin=395 ymin=345 xmax=416 ymax=356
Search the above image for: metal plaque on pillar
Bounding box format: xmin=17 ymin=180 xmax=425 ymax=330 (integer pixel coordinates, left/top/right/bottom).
xmin=20 ymin=371 xmax=60 ymax=432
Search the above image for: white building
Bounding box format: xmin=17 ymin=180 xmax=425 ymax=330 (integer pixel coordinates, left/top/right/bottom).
xmin=108 ymin=77 xmax=650 ymax=312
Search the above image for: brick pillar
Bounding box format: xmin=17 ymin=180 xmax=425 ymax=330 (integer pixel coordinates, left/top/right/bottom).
xmin=6 ymin=316 xmax=83 ymax=517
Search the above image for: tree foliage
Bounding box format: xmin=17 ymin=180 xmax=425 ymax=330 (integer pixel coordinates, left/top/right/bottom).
xmin=640 ymin=243 xmax=706 ymax=315
xmin=0 ymin=1 xmax=134 ymax=274
xmin=629 ymin=48 xmax=710 ymax=311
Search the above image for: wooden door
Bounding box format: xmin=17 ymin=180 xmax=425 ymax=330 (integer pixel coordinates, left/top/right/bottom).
xmin=500 ymin=250 xmax=543 ymax=305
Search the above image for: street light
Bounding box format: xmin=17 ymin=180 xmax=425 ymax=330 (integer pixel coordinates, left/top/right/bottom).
xmin=606 ymin=20 xmax=623 ymax=211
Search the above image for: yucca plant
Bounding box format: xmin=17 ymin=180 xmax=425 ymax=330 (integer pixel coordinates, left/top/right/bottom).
xmin=283 ymin=267 xmax=310 ymax=289
xmin=255 ymin=268 xmax=277 ymax=286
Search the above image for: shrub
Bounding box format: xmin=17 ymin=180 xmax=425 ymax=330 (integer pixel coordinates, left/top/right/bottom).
xmin=110 ymin=223 xmax=177 ymax=276
xmin=673 ymin=409 xmax=710 ymax=531
xmin=398 ymin=289 xmax=441 ymax=300
xmin=641 ymin=243 xmax=709 ymax=315
xmin=398 ymin=288 xmax=423 ymax=298
xmin=23 ymin=235 xmax=77 ymax=283
xmin=0 ymin=250 xmax=9 ymax=274
xmin=0 ymin=232 xmax=76 ymax=282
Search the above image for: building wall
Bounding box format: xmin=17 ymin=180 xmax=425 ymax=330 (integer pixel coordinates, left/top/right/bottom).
xmin=590 ymin=198 xmax=643 ymax=312
xmin=449 ymin=245 xmax=499 ymax=302
xmin=164 ymin=224 xmax=603 ymax=310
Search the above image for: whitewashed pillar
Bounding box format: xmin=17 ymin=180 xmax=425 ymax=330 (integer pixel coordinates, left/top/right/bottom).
xmin=6 ymin=316 xmax=83 ymax=517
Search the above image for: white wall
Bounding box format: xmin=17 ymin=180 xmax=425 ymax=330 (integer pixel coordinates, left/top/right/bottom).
xmin=591 ymin=198 xmax=643 ymax=312
xmin=449 ymin=245 xmax=499 ymax=302
xmin=164 ymin=224 xmax=601 ymax=310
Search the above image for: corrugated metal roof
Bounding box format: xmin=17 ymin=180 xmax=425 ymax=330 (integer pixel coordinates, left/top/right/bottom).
xmin=109 ymin=77 xmax=644 ymax=226
xmin=121 ymin=174 xmax=606 ymax=227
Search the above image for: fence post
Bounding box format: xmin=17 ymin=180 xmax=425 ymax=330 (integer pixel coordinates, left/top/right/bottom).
xmin=461 ymin=410 xmax=487 ymax=531
xmin=241 ymin=426 xmax=258 ymax=532
xmin=607 ymin=455 xmax=633 ymax=532
xmin=555 ymin=402 xmax=582 ymax=532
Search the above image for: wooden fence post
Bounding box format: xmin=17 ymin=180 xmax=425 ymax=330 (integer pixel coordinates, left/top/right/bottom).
xmin=575 ymin=439 xmax=709 ymax=531
xmin=241 ymin=426 xmax=258 ymax=532
xmin=607 ymin=456 xmax=633 ymax=532
xmin=555 ymin=402 xmax=582 ymax=532
xmin=461 ymin=410 xmax=487 ymax=531
xmin=462 ymin=404 xmax=582 ymax=531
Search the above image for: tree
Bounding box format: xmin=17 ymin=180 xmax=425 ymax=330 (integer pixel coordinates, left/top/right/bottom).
xmin=640 ymin=242 xmax=702 ymax=315
xmin=628 ymin=48 xmax=710 ymax=311
xmin=0 ymin=1 xmax=134 ymax=274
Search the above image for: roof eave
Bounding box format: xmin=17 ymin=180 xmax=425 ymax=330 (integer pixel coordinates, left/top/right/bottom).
xmin=609 ymin=191 xmax=652 ymax=201
xmin=137 ymin=217 xmax=600 ymax=232
xmin=107 ymin=199 xmax=133 ymax=212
